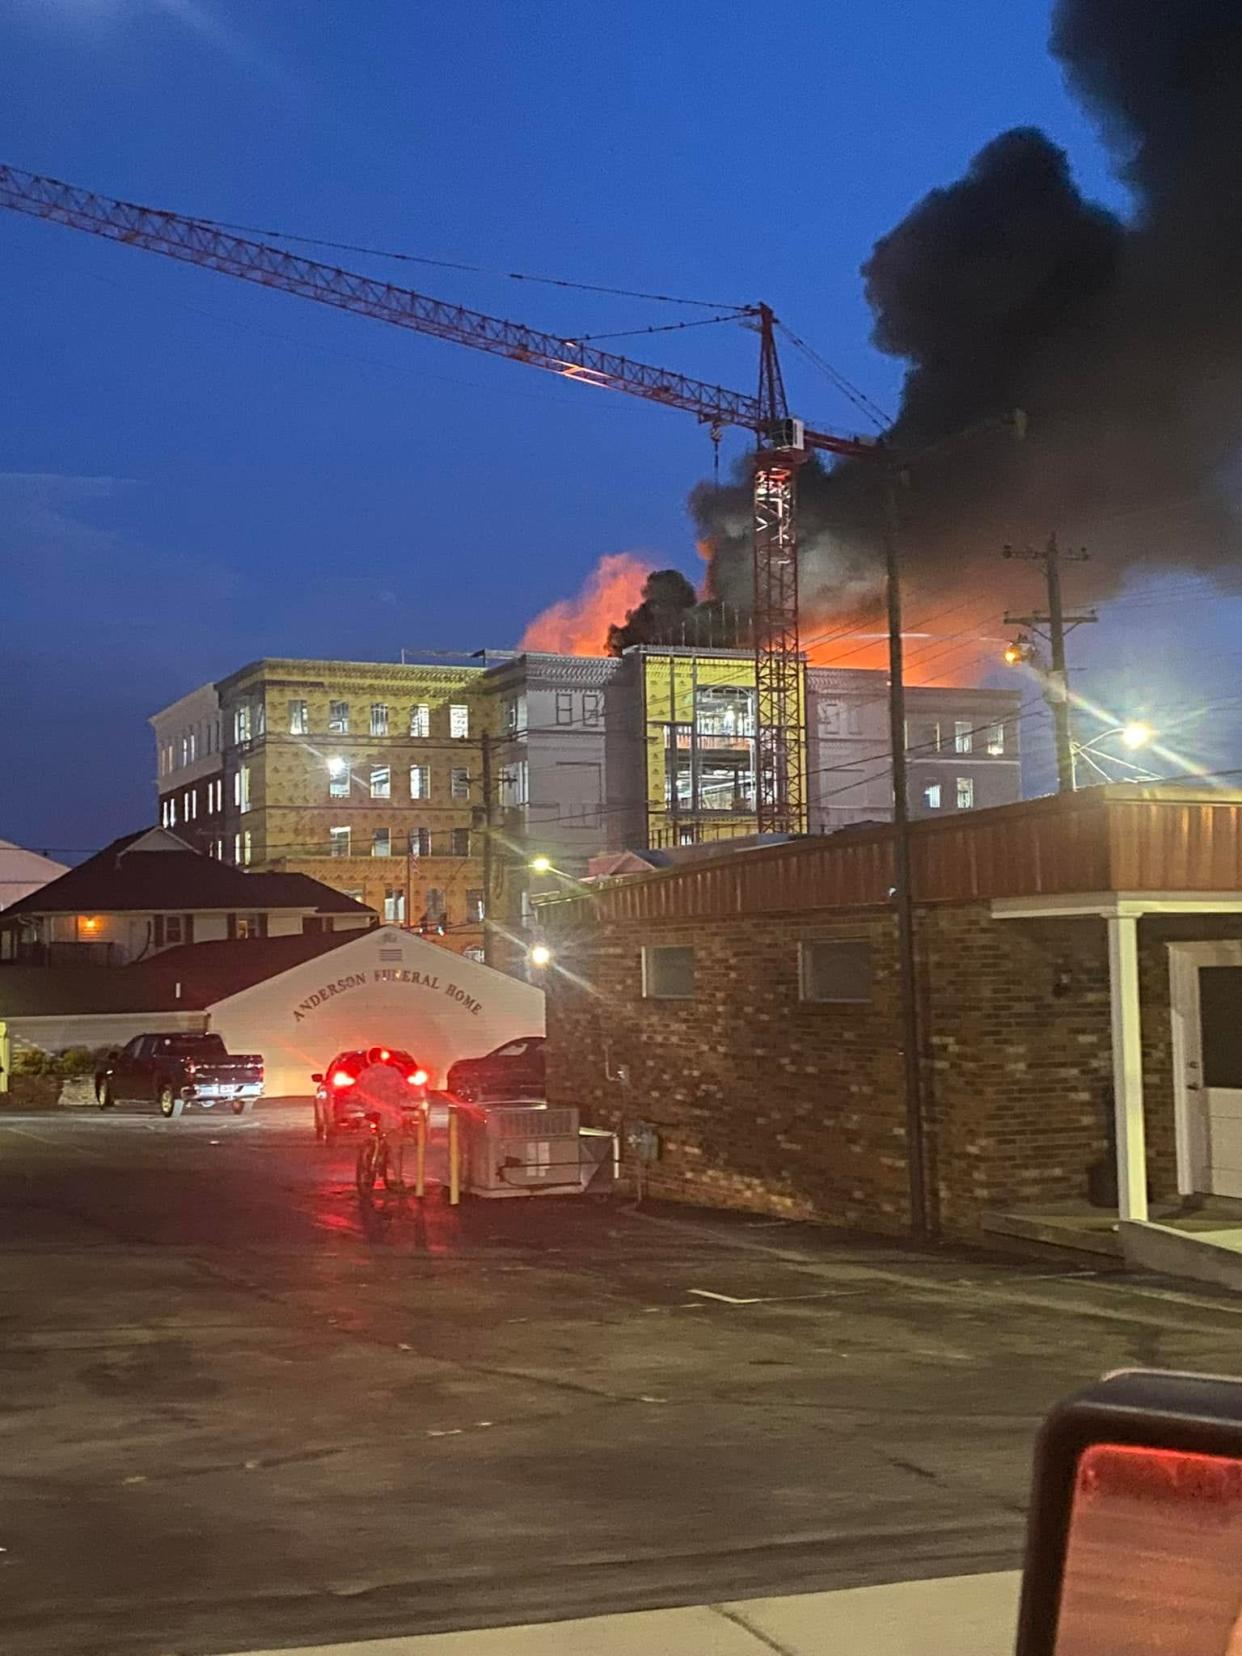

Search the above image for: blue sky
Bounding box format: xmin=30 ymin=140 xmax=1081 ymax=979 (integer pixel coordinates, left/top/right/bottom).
xmin=2 ymin=0 xmax=1234 ymax=850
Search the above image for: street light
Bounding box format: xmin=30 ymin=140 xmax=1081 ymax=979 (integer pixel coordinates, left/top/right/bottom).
xmin=1072 ymin=722 xmax=1160 ymax=787
xmin=1120 ymin=721 xmax=1154 ymax=751
xmin=528 ymin=942 xmax=552 ymax=968
xmin=529 ymin=855 xmax=552 ymax=874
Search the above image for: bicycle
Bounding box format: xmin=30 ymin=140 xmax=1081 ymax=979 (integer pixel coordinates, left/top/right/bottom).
xmin=355 ymin=1106 xmax=426 ymax=1201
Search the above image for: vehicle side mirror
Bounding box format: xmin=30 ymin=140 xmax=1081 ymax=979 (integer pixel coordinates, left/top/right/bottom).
xmin=106 ymin=1049 xmax=120 ymax=1062
xmin=311 ymin=1073 xmax=324 ymax=1084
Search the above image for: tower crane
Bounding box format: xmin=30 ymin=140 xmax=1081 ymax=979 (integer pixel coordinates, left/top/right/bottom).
xmin=0 ymin=164 xmax=878 ymax=834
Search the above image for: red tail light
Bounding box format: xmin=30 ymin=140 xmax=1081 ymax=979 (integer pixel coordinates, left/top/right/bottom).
xmin=379 ymin=1049 xmax=390 ymax=1061
xmin=408 ymin=1069 xmax=429 ymax=1087
xmin=331 ymin=1070 xmax=356 ymax=1089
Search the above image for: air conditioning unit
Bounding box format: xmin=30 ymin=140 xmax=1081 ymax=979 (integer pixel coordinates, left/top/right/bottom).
xmin=461 ymin=1102 xmax=583 ymax=1199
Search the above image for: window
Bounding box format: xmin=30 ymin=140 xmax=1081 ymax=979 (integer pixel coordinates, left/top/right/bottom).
xmin=169 ymin=796 xmax=178 ymax=826
xmin=160 ymin=799 xmax=171 ymax=827
xmin=163 ymin=914 xmax=186 ymax=947
xmin=987 ymin=721 xmax=1006 ymax=756
xmin=410 ymin=764 xmax=431 ymax=800
xmin=372 ymin=828 xmax=391 ymax=858
xmin=409 ymin=826 xmax=430 ymax=857
xmin=329 ymin=764 xmax=350 ymax=799
xmin=499 ymin=761 xmax=528 ymax=807
xmin=370 ymin=765 xmax=391 ymax=800
xmin=450 ymin=704 xmax=469 ymax=739
xmin=800 ymin=940 xmax=872 ymax=1004
xmin=213 ymin=839 xmax=224 ymax=861
xmin=187 ymin=730 xmax=197 ymax=762
xmin=504 ymin=696 xmax=521 ymax=733
xmin=582 ymin=690 xmax=602 ymax=726
xmin=383 ymin=888 xmax=406 ymax=923
xmin=451 ymin=827 xmax=471 ymax=857
xmin=555 ymin=691 xmax=573 ymax=725
xmin=233 ymin=832 xmax=242 ymax=865
xmin=242 ymin=829 xmax=252 ymax=866
xmin=409 ymin=703 xmax=429 ymax=738
xmin=234 ymin=764 xmax=251 ymax=814
xmin=956 ymin=776 xmax=975 ymax=810
xmin=232 ymin=912 xmax=265 ymax=939
xmin=643 ymin=945 xmax=695 ymax=1000
xmin=451 ymin=767 xmax=470 ymax=800
xmin=922 ymin=782 xmax=942 ymax=810
xmin=370 ymin=702 xmax=389 ymax=736
xmin=695 ymin=684 xmax=754 ymax=738
xmin=288 ymin=700 xmax=309 ymax=735
xmin=425 ymin=887 xmax=446 ymax=919
xmin=466 ymin=888 xmax=485 ymax=923
xmin=329 ymin=699 xmax=349 ymax=734
xmin=954 ymin=719 xmax=973 ymax=754
xmin=234 ymin=704 xmax=252 ymax=744
xmin=329 ymin=826 xmax=351 ymax=858
xmin=254 ymin=702 xmax=266 ymax=737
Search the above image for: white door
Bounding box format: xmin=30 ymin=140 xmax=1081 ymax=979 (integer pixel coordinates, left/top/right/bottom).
xmin=1171 ymin=944 xmax=1242 ymax=1198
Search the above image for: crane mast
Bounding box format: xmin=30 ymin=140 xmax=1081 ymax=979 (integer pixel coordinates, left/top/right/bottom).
xmin=0 ymin=164 xmax=876 ymax=834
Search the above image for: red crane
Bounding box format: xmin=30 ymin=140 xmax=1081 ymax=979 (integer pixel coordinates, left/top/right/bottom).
xmin=0 ymin=164 xmax=877 ymax=834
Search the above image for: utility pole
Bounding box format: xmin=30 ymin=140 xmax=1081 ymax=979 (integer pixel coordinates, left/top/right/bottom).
xmin=480 ymin=731 xmax=494 ymax=968
xmin=883 ymin=471 xmax=929 ymax=1242
xmin=1003 ymin=535 xmax=1097 ymax=793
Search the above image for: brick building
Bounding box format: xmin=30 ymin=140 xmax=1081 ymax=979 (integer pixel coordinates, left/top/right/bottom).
xmin=539 ymin=785 xmax=1242 ymax=1251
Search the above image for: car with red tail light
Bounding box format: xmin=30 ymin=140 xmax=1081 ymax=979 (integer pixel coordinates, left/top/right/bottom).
xmin=311 ymin=1046 xmax=429 ymax=1142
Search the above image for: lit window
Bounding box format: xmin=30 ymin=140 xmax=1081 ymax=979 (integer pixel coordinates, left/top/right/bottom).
xmin=165 ymin=915 xmax=185 ymax=947
xmin=329 ymin=764 xmax=350 ymax=799
xmin=499 ymin=761 xmax=528 ymax=807
xmin=370 ymin=765 xmax=391 ymax=800
xmin=555 ymin=691 xmax=573 ymax=726
xmin=800 ymin=939 xmax=872 ymax=1004
xmin=383 ymin=888 xmax=406 ymax=923
xmin=372 ymin=828 xmax=391 ymax=858
xmin=643 ymin=945 xmax=695 ymax=999
xmin=234 ymin=705 xmax=252 ymax=744
xmin=409 ymin=704 xmax=429 ymax=738
xmin=451 ymin=827 xmax=471 ymax=857
xmin=370 ymin=703 xmax=389 ymax=737
xmin=409 ymin=827 xmax=430 ymax=857
xmin=451 ymin=767 xmax=470 ymax=800
xmin=169 ymin=797 xmax=178 ymax=826
xmin=954 ymin=719 xmax=973 ymax=754
xmin=923 ymin=782 xmax=942 ymax=810
xmin=187 ymin=731 xmax=197 ymax=762
xmin=329 ymin=700 xmax=349 ymax=734
xmin=254 ymin=703 xmax=266 ymax=737
xmin=329 ymin=826 xmax=351 ymax=858
xmin=161 ymin=799 xmax=170 ymax=827
xmin=987 ymin=721 xmax=1006 ymax=756
xmin=956 ymin=776 xmax=975 ymax=810
xmin=233 ymin=832 xmax=242 ymax=865
xmin=234 ymin=765 xmax=251 ymax=814
xmin=466 ymin=888 xmax=485 ymax=923
xmin=179 ymin=735 xmax=189 ymax=767
xmin=242 ymin=829 xmax=252 ymax=865
xmin=582 ymin=690 xmax=602 ymax=726
xmin=504 ymin=697 xmax=520 ymax=732
xmin=410 ymin=764 xmax=431 ymax=800
xmin=288 ymin=700 xmax=309 ymax=735
xmin=449 ymin=704 xmax=469 ymax=739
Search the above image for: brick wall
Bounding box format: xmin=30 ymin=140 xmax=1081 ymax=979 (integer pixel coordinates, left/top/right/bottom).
xmin=546 ymin=901 xmax=1242 ymax=1240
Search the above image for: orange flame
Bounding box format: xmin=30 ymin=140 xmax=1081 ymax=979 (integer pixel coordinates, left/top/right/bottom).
xmin=520 ymin=551 xmax=656 ymax=656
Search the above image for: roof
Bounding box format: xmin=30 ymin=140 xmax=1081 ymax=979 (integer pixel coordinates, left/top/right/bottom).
xmin=544 ymin=785 xmax=1242 ymax=929
xmin=0 ymin=929 xmax=360 ymax=1018
xmin=0 ymin=840 xmax=70 ymax=912
xmin=1 ymin=830 xmax=373 ymax=921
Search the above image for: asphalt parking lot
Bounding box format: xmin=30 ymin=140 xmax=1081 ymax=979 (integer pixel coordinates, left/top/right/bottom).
xmin=5 ymin=1096 xmax=1242 ymax=1656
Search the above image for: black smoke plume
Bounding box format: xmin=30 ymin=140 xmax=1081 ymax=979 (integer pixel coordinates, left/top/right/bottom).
xmin=628 ymin=0 xmax=1242 ymax=647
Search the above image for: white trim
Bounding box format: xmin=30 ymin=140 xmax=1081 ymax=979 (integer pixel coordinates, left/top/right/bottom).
xmin=1107 ymin=914 xmax=1148 ymax=1222
xmin=1167 ymin=940 xmax=1242 ymax=1198
xmin=992 ymin=892 xmax=1242 ymax=920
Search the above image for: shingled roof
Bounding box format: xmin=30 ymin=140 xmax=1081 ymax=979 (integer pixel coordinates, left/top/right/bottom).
xmin=0 ymin=829 xmax=372 ymax=920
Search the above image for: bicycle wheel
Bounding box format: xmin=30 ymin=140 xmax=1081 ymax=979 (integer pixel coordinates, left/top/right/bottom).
xmin=381 ymin=1136 xmax=404 ymax=1193
xmin=355 ymin=1135 xmax=379 ymax=1198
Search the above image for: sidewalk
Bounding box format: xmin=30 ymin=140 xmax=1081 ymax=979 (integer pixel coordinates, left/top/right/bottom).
xmin=227 ymin=1570 xmax=1021 ymax=1656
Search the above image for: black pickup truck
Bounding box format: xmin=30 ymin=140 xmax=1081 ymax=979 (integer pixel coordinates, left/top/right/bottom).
xmin=95 ymin=1033 xmax=264 ymax=1118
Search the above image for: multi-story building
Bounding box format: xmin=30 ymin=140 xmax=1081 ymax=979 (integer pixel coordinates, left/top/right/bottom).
xmin=152 ymin=648 xmax=1022 ymax=970
xmin=150 ymin=682 xmax=226 ymax=852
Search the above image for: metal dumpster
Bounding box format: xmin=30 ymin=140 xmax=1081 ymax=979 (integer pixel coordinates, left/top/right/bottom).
xmin=458 ymin=1101 xmax=615 ymax=1199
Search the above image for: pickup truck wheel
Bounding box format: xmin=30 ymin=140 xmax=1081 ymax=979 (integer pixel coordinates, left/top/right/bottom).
xmin=97 ymin=1081 xmax=114 ymax=1110
xmin=158 ymin=1084 xmax=177 ymax=1119
xmin=230 ymin=1097 xmax=248 ymax=1116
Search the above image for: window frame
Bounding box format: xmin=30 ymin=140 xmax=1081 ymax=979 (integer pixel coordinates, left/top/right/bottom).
xmin=799 ymin=938 xmax=873 ymax=1005
xmin=369 ymin=764 xmax=392 ymax=800
xmin=641 ymin=944 xmax=696 ymax=1001
xmin=449 ymin=704 xmax=469 ymax=739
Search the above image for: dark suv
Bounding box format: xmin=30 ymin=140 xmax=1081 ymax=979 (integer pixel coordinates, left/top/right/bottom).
xmin=312 ymin=1047 xmax=428 ymax=1142
xmin=447 ymin=1036 xmax=545 ymax=1103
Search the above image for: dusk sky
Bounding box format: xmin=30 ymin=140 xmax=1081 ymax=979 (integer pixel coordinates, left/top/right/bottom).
xmin=4 ymin=0 xmax=1237 ymax=853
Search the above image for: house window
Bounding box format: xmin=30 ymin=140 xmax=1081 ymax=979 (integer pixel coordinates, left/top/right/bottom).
xmin=450 ymin=704 xmax=469 ymax=739
xmin=234 ymin=765 xmax=251 ymax=814
xmin=642 ymin=945 xmax=695 ymax=999
xmin=582 ymin=690 xmax=602 ymax=726
xmin=409 ymin=704 xmax=429 ymax=738
xmin=555 ymin=691 xmax=573 ymax=725
xmin=923 ymin=782 xmax=942 ymax=809
xmin=987 ymin=721 xmax=1006 ymax=756
xmin=329 ymin=826 xmax=351 ymax=858
xmin=504 ymin=696 xmax=520 ymax=732
xmin=954 ymin=719 xmax=973 ymax=754
xmin=370 ymin=765 xmax=391 ymax=800
xmin=288 ymin=700 xmax=309 ymax=735
xmin=372 ymin=828 xmax=391 ymax=858
xmin=410 ymin=764 xmax=431 ymax=800
xmin=232 ymin=912 xmax=266 ymax=939
xmin=956 ymin=776 xmax=975 ymax=810
xmin=370 ymin=702 xmax=389 ymax=736
xmin=466 ymin=888 xmax=485 ymax=923
xmin=451 ymin=767 xmax=470 ymax=800
xmin=383 ymin=888 xmax=406 ymax=923
xmin=164 ymin=914 xmax=186 ymax=947
xmin=800 ymin=940 xmax=872 ymax=1004
xmin=328 ymin=700 xmax=349 ymax=734
xmin=409 ymin=826 xmax=430 ymax=857
xmin=234 ymin=704 xmax=252 ymax=744
xmin=451 ymin=827 xmax=471 ymax=857
xmin=329 ymin=763 xmax=350 ymax=799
